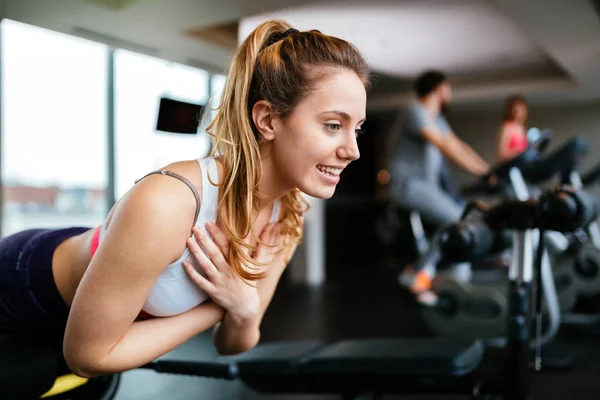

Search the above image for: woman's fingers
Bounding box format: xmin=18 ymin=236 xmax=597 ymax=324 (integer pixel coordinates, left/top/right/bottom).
xmin=205 ymin=221 xmax=230 ymax=261
xmin=254 ymin=224 xmax=272 ymax=258
xmin=265 ymin=223 xmax=281 ymax=247
xmin=193 ymin=226 xmax=229 ymax=270
xmin=258 ymin=223 xmax=276 ymax=243
xmin=182 ymin=259 xmax=217 ymax=294
xmin=187 ymin=233 xmax=219 ymax=278
xmin=270 ymin=224 xmax=281 ymax=246
xmin=255 ymin=223 xmax=282 ymax=260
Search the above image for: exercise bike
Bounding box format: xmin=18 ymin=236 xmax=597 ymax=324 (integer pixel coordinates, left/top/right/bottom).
xmin=412 ymin=131 xmax=554 ymax=336
xmin=581 ymin=161 xmax=600 ymax=190
xmin=387 ymin=129 xmax=554 ymax=282
xmin=374 ymin=128 xmax=551 ymax=275
xmin=1 ymin=186 xmax=598 ymax=400
xmin=550 ymin=159 xmax=600 ymax=306
xmin=419 ymin=132 xmax=600 ymax=339
xmin=518 ymin=142 xmax=600 ymax=313
xmin=421 ymin=154 xmax=562 ymax=344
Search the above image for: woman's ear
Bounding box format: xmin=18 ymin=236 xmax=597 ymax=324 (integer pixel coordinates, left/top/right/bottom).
xmin=252 ymin=100 xmax=276 ymax=142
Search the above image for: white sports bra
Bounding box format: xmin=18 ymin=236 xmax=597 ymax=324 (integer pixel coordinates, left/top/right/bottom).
xmin=95 ymin=157 xmax=281 ymax=317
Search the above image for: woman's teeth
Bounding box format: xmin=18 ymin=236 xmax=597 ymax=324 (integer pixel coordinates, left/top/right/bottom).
xmin=317 ymin=165 xmax=341 ymax=176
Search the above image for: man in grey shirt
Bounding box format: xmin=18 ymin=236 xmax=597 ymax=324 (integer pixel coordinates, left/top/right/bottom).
xmin=390 ymin=70 xmax=490 ymax=226
xmin=387 ymin=71 xmax=492 ymax=304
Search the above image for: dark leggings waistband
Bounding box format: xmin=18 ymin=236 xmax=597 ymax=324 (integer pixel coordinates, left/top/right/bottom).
xmin=27 ymin=227 xmax=91 ymax=327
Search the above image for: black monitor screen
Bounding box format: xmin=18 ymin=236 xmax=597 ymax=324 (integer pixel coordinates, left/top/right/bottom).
xmin=156 ymin=97 xmax=204 ymax=134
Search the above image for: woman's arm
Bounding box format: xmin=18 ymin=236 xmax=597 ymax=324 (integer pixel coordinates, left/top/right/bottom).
xmin=63 ymin=171 xmax=224 ymax=378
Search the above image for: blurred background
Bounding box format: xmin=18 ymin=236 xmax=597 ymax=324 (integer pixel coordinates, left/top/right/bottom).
xmin=2 ymin=0 xmax=600 ymax=256
xmin=2 ymin=0 xmax=600 ymax=398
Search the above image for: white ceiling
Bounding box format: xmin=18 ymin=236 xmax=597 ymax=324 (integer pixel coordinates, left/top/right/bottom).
xmin=487 ymin=0 xmax=600 ymax=107
xmin=1 ymin=0 xmax=599 ymax=110
xmin=364 ymin=0 xmax=600 ymax=110
xmin=240 ymin=0 xmax=554 ymax=78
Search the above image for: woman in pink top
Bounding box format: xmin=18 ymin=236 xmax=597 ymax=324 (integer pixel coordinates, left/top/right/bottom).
xmin=495 ymin=94 xmax=588 ymax=186
xmin=496 ymin=94 xmax=529 ymax=163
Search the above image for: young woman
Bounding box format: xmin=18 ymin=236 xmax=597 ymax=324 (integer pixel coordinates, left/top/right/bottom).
xmin=0 ymin=20 xmax=370 ymax=378
xmin=496 ymin=94 xmax=587 ymax=185
xmin=496 ymin=94 xmax=529 ymax=162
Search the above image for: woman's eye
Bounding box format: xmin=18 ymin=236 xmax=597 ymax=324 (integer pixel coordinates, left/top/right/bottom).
xmin=326 ymin=123 xmax=342 ymax=132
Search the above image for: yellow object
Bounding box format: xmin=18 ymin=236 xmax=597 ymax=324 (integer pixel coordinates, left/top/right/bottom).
xmin=40 ymin=373 xmax=89 ymax=398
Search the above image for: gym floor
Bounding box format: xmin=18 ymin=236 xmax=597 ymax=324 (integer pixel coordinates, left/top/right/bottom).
xmin=113 ymin=264 xmax=600 ymax=400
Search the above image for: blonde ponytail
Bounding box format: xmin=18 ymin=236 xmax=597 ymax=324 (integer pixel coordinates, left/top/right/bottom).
xmin=205 ymin=19 xmax=369 ymax=280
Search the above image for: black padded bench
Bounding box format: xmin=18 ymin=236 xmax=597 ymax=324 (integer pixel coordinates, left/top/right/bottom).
xmin=148 ymin=337 xmax=485 ymax=398
xmin=2 ymin=333 xmax=484 ymax=399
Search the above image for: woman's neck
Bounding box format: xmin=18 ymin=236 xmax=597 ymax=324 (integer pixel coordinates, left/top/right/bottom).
xmin=507 ymin=119 xmax=527 ymax=133
xmin=256 ymin=148 xmax=289 ymax=211
xmin=213 ymin=154 xmax=277 ymax=228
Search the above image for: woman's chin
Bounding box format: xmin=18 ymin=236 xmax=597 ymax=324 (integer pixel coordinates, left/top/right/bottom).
xmin=300 ymin=184 xmax=337 ymax=200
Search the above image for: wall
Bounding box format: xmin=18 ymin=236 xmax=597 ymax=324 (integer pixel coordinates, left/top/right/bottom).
xmin=446 ymin=100 xmax=600 ymax=186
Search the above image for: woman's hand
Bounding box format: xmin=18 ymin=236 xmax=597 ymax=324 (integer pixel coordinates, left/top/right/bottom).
xmin=182 ymin=221 xmax=281 ymax=322
xmin=251 ymin=222 xmax=284 ymax=267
